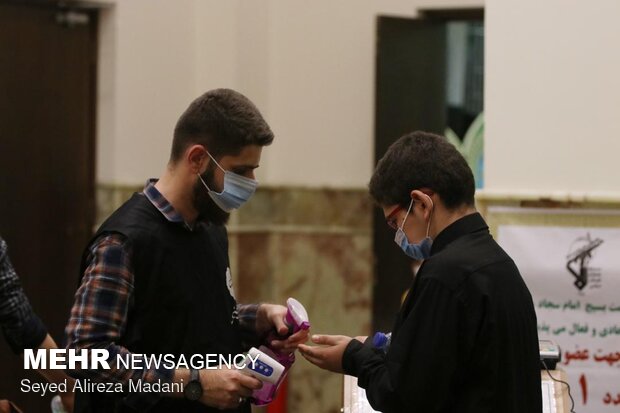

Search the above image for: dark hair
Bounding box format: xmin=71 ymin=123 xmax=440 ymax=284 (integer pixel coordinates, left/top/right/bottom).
xmin=369 ymin=131 xmax=475 ymax=210
xmin=171 ymin=88 xmax=274 ymax=161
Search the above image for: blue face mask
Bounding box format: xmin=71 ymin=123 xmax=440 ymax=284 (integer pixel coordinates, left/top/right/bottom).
xmin=197 ymin=152 xmax=258 ymax=212
xmin=394 ymin=198 xmax=434 ymax=260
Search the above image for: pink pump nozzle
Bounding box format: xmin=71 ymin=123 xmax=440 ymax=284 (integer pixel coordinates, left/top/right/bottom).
xmin=284 ymin=297 xmax=311 ymax=333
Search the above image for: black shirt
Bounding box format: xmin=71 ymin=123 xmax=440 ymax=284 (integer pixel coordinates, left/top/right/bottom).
xmin=342 ymin=213 xmax=542 ymax=413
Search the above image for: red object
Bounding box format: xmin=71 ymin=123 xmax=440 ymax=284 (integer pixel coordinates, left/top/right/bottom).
xmin=579 ymin=373 xmax=588 ymax=405
xmin=267 ymin=375 xmax=288 ymax=413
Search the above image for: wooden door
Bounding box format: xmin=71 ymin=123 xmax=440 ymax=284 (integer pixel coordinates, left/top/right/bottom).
xmin=0 ymin=2 xmax=97 ymax=411
xmin=373 ymin=16 xmax=446 ymax=332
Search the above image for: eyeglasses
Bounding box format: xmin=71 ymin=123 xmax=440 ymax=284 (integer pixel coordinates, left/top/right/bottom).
xmin=385 ymin=205 xmax=405 ymax=230
xmin=385 ymin=191 xmax=434 ymax=230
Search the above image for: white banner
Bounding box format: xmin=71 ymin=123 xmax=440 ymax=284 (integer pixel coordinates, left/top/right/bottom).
xmin=498 ymin=225 xmax=620 ymax=412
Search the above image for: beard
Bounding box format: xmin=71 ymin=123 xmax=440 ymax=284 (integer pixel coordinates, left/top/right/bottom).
xmin=193 ymin=163 xmax=230 ymax=226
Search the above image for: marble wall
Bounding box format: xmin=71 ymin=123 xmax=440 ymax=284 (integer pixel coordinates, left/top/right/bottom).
xmin=97 ymin=184 xmax=374 ymax=413
xmin=229 ymin=187 xmax=373 ymax=413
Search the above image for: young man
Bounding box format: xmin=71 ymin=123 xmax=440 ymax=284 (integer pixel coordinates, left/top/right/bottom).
xmin=65 ymin=89 xmax=307 ymax=413
xmin=299 ymin=131 xmax=542 ymax=412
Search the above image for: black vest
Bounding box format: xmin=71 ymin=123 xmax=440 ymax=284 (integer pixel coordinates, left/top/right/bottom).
xmin=74 ymin=193 xmax=247 ymax=413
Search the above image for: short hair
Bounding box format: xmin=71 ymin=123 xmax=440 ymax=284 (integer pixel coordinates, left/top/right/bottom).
xmin=171 ymin=89 xmax=274 ymax=161
xmin=369 ymin=131 xmax=475 ymax=210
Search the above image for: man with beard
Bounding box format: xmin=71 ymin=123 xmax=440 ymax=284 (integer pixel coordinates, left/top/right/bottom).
xmin=65 ymin=89 xmax=307 ymax=413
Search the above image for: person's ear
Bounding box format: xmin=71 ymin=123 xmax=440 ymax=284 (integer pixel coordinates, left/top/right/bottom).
xmin=186 ymin=145 xmax=208 ymax=174
xmin=410 ymin=190 xmax=434 ymax=220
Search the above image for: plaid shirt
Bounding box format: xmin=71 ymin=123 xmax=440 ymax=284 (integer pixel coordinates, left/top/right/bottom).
xmin=65 ymin=181 xmax=260 ymax=385
xmin=0 ymin=236 xmax=47 ymax=353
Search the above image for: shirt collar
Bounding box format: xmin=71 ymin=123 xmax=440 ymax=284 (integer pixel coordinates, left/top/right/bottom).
xmin=142 ymin=179 xmax=194 ymax=230
xmin=430 ymin=212 xmax=488 ymax=255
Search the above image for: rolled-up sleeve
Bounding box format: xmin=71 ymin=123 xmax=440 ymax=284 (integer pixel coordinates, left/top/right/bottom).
xmin=237 ymin=303 xmax=262 ymax=349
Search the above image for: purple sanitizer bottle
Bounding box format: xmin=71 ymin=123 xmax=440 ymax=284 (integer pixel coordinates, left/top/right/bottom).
xmin=251 ymin=297 xmax=311 ymax=405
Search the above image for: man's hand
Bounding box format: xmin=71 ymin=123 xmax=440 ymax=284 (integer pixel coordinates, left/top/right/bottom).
xmin=60 ymin=392 xmax=75 ymax=413
xmin=0 ymin=400 xmax=22 ymax=413
xmin=0 ymin=401 xmax=12 ymax=413
xmin=298 ymin=334 xmax=353 ymax=373
xmin=256 ymin=304 xmax=309 ymax=352
xmin=199 ymin=369 xmax=262 ymax=410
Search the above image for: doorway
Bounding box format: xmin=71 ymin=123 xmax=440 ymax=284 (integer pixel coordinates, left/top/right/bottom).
xmin=373 ymin=10 xmax=484 ymax=332
xmin=0 ymin=1 xmax=97 ymax=410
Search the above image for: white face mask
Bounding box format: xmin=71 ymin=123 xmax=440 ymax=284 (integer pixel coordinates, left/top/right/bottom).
xmin=197 ymin=151 xmax=258 ymax=212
